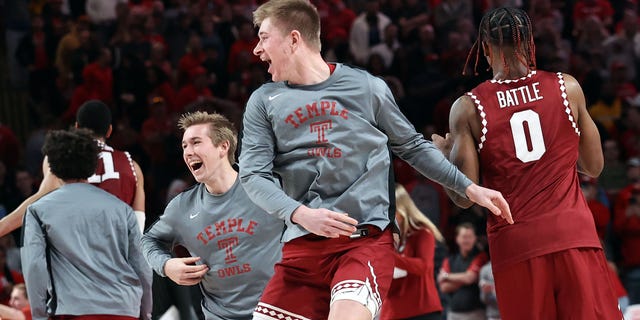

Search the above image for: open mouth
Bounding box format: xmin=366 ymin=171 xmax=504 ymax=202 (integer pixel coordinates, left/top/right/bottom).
xmin=190 ymin=161 xmax=203 ymax=171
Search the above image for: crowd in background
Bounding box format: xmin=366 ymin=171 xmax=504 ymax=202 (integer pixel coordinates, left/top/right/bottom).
xmin=0 ymin=0 xmax=639 ymax=318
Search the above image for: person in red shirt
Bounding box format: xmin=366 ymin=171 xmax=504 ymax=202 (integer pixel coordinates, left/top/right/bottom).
xmin=0 ymin=284 xmax=31 ymax=320
xmin=432 ymin=7 xmax=621 ymax=319
xmin=380 ymin=185 xmax=443 ymax=320
xmin=174 ymin=66 xmax=213 ymax=114
xmin=580 ymin=175 xmax=611 ymax=241
xmin=0 ymin=247 xmax=24 ymax=306
xmin=613 ymin=157 xmax=640 ymax=305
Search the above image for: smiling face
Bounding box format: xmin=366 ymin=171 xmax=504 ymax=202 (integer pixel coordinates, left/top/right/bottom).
xmin=254 ymin=17 xmax=290 ymax=82
xmin=182 ymin=123 xmax=229 ymax=186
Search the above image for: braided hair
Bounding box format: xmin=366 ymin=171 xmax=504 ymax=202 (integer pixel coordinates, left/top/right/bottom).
xmin=464 ymin=7 xmax=536 ymax=76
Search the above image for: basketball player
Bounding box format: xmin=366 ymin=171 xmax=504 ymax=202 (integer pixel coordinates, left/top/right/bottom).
xmin=141 ymin=111 xmax=283 ymax=319
xmin=432 ymin=7 xmax=622 ymax=319
xmin=0 ymin=100 xmax=146 ymax=235
xmin=21 ymin=128 xmax=151 ymax=320
xmin=239 ymin=1 xmax=512 ymax=319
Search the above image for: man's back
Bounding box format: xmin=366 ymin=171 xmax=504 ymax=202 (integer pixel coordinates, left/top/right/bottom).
xmin=21 ymin=183 xmax=151 ymax=318
xmin=469 ymin=70 xmax=600 ymax=270
xmin=88 ymin=142 xmax=137 ymax=206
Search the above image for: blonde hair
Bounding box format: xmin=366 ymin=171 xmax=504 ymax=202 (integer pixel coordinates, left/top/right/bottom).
xmin=178 ymin=111 xmax=237 ymax=165
xmin=253 ymin=0 xmax=322 ymax=51
xmin=395 ymin=184 xmax=444 ymax=242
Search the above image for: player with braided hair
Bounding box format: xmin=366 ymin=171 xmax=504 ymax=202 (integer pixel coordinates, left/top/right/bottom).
xmin=433 ymin=7 xmax=622 ymax=320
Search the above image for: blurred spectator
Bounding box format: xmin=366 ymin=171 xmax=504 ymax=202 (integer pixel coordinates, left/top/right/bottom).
xmin=0 ymin=246 xmax=24 ymax=306
xmin=433 ymin=0 xmax=473 ymax=44
xmin=0 ymin=283 xmax=31 ymax=320
xmin=619 ymin=95 xmax=640 ymax=158
xmin=575 ymin=15 xmax=609 ymax=58
xmin=349 ymin=0 xmax=391 ymax=66
xmin=145 ymin=65 xmax=177 ymax=112
xmin=380 ymin=184 xmax=444 ymax=320
xmin=175 ymin=66 xmax=213 ymax=114
xmin=15 ymin=14 xmax=57 ymax=103
xmin=600 ymin=139 xmax=631 ymax=197
xmin=320 ymin=0 xmax=356 ymax=46
xmin=227 ymin=19 xmax=259 ymax=74
xmin=370 ymin=23 xmax=401 ymax=70
xmin=478 ymin=262 xmax=499 ymax=320
xmin=580 ymin=174 xmax=611 ymax=241
xmin=0 ymin=125 xmax=20 ymax=172
xmin=178 ymin=33 xmax=206 ymax=86
xmin=613 ymin=157 xmax=640 ymax=305
xmin=65 ymin=47 xmax=114 ymax=123
xmin=55 ymin=17 xmax=91 ymax=91
xmin=438 ymin=223 xmax=488 ymax=320
xmin=395 ymin=0 xmax=430 ymax=43
xmin=573 ymin=0 xmax=614 ymax=35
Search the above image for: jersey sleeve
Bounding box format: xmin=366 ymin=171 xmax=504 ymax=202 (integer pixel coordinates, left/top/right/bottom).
xmin=20 ymin=206 xmax=49 ymax=320
xmin=239 ymin=90 xmax=302 ymax=224
xmin=369 ymin=77 xmax=472 ymax=197
xmin=140 ymin=200 xmax=180 ymax=277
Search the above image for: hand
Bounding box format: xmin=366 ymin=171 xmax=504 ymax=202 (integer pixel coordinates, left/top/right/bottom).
xmin=437 ymin=271 xmax=449 ymax=283
xmin=481 ymin=283 xmax=494 ymax=293
xmin=163 ymin=257 xmax=209 ymax=286
xmin=291 ymin=205 xmax=358 ymax=238
xmin=465 ymin=184 xmax=514 ymax=224
xmin=431 ymin=133 xmax=453 ymax=158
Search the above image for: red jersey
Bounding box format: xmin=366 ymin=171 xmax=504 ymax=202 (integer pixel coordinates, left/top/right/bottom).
xmin=380 ymin=229 xmax=442 ymax=319
xmin=87 ymin=142 xmax=137 ymax=206
xmin=468 ymin=70 xmax=601 ymax=271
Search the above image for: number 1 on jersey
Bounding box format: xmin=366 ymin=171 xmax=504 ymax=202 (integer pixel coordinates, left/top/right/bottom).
xmin=88 ymin=152 xmax=120 ymax=183
xmin=510 ymin=109 xmax=546 ymax=163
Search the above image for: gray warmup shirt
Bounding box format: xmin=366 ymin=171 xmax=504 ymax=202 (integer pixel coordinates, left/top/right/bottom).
xmin=21 ymin=183 xmax=152 ymax=320
xmin=240 ymin=63 xmax=472 ymax=242
xmin=141 ymin=178 xmax=283 ymax=320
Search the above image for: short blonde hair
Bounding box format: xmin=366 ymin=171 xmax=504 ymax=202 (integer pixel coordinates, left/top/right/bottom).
xmin=178 ymin=111 xmax=238 ymax=165
xmin=395 ymin=184 xmax=444 ymax=242
xmin=253 ymin=0 xmax=322 ymax=51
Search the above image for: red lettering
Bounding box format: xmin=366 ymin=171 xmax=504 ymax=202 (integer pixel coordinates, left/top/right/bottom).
xmin=205 ymin=226 xmax=215 ymax=240
xmin=320 ymin=101 xmax=331 ymax=115
xmin=340 ymin=109 xmax=348 ymax=119
xmin=215 ymin=221 xmax=226 ymax=236
xmin=246 ymin=220 xmax=258 ymax=235
xmin=285 ymin=115 xmax=299 ymax=128
xmin=306 ymin=102 xmax=319 ymax=118
xmin=227 ymin=218 xmax=237 ymax=232
xmin=236 ymin=218 xmax=246 ymax=232
xmin=330 ymin=101 xmax=339 ymax=116
xmin=217 ymin=269 xmax=226 ymax=278
xmin=294 ymin=107 xmax=308 ymax=124
xmin=243 ymin=264 xmax=252 ymax=272
xmin=196 ymin=232 xmax=208 ymax=245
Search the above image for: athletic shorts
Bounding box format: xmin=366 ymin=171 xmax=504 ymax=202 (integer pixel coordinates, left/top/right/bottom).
xmin=493 ymin=247 xmax=623 ymax=320
xmin=253 ymin=225 xmax=394 ymax=320
xmin=52 ymin=316 xmax=137 ymax=320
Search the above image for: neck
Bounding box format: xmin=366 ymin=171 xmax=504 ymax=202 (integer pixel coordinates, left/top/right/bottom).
xmin=488 ymin=46 xmax=531 ymax=80
xmin=288 ymin=50 xmax=330 ymax=85
xmin=62 ymin=179 xmax=88 ymax=184
xmin=204 ymin=164 xmax=238 ymax=195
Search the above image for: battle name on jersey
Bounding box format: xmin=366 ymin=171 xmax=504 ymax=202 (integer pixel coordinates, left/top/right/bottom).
xmin=496 ymin=82 xmax=543 ymax=108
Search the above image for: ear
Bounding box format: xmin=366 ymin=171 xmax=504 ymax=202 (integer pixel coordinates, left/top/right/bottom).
xmin=105 ymin=125 xmax=113 ymax=139
xmin=219 ymin=140 xmax=230 ymax=158
xmin=290 ymin=30 xmax=301 ymax=51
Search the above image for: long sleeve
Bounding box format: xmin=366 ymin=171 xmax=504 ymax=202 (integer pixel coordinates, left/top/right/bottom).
xmin=20 ymin=207 xmax=49 ymax=320
xmin=140 ymin=203 xmax=179 ymax=277
xmin=127 ymin=209 xmax=152 ymax=320
xmin=370 ymin=78 xmax=472 ymax=197
xmin=239 ymin=91 xmax=302 ymax=224
xmin=394 ymin=229 xmax=435 ymax=275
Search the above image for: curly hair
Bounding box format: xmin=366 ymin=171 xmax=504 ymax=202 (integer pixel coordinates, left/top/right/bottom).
xmin=42 ymin=128 xmax=99 ymax=180
xmin=464 ymin=7 xmax=536 ymax=76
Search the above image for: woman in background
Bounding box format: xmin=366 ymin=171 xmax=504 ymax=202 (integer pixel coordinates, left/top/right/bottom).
xmin=380 ymin=184 xmax=444 ymax=320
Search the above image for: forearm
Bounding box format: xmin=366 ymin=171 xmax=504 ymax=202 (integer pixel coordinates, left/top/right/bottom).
xmin=0 ymin=304 xmax=25 ymax=320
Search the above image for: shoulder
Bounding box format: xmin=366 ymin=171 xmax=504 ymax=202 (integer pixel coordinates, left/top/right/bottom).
xmin=166 ymin=184 xmax=200 ymax=209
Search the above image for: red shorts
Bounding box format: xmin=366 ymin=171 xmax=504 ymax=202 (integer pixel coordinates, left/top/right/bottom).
xmin=493 ymin=248 xmax=622 ymax=320
xmin=253 ymin=226 xmax=394 ymax=320
xmin=51 ymin=316 xmax=137 ymax=320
